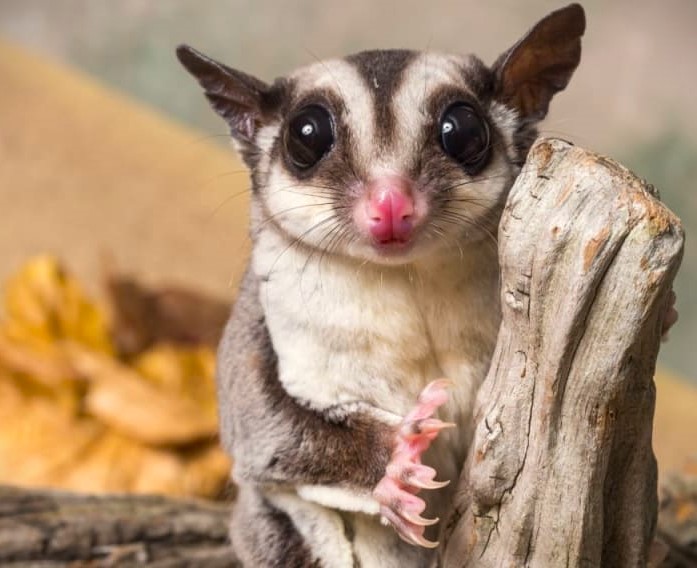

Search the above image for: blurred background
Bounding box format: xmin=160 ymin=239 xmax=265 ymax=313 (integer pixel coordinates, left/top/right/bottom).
xmin=0 ymin=0 xmax=694 ymax=499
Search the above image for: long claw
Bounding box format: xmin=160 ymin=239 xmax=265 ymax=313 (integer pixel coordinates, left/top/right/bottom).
xmin=413 ymin=535 xmax=440 ymax=549
xmin=400 ymin=420 xmax=456 ymax=442
xmin=403 ymin=379 xmax=454 ymax=422
xmin=380 ymin=506 xmax=440 ymax=549
xmin=399 ymin=530 xmax=440 ymax=549
xmin=401 ymin=511 xmax=440 ymax=527
xmin=409 ymin=477 xmax=451 ymax=490
xmin=422 ymin=378 xmax=455 ymax=392
xmin=391 ymin=463 xmax=451 ymax=490
xmin=412 ymin=534 xmax=440 ymax=549
xmin=416 ymin=380 xmax=453 ymax=405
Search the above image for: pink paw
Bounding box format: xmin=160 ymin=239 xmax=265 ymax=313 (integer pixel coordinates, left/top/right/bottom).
xmin=373 ymin=379 xmax=454 ymax=549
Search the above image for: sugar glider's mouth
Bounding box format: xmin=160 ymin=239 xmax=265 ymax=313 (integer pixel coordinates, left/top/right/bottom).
xmin=371 ymin=238 xmax=414 ymax=255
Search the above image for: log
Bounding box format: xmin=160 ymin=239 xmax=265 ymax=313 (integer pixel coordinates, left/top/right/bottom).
xmin=441 ymin=138 xmax=684 ymax=566
xmin=0 ymin=484 xmax=238 ymax=566
xmin=0 ymin=478 xmax=694 ymax=567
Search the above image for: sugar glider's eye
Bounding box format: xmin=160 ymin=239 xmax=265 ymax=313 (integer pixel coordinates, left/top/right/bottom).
xmin=285 ymin=105 xmax=335 ymax=170
xmin=439 ymin=103 xmax=490 ymax=174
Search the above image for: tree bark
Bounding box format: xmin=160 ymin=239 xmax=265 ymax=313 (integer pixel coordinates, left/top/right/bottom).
xmin=441 ymin=138 xmax=684 ymax=566
xmin=0 ymin=484 xmax=238 ymax=566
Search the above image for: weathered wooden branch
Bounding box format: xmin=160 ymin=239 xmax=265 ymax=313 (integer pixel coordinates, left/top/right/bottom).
xmin=1 ymin=477 xmax=695 ymax=566
xmin=0 ymin=485 xmax=238 ymax=566
xmin=441 ymin=138 xmax=684 ymax=566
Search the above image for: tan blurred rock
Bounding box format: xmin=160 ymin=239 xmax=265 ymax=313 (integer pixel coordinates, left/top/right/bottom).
xmin=0 ymin=39 xmax=250 ymax=300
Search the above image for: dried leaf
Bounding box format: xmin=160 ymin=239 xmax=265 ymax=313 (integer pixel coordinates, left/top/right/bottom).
xmin=133 ymin=343 xmax=217 ymax=410
xmin=106 ymin=273 xmax=230 ymax=357
xmin=0 ymin=256 xmax=230 ymax=499
xmin=0 ymin=391 xmax=105 ymax=487
xmin=3 ymin=256 xmax=113 ymax=355
xmin=69 ymin=346 xmax=218 ymax=445
xmin=0 ymin=331 xmax=77 ymax=386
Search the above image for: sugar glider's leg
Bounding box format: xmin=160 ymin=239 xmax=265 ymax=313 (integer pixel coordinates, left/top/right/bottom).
xmin=231 ymin=486 xmax=320 ymax=568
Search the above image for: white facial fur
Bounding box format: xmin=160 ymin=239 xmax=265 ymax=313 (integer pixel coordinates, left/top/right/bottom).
xmin=253 ymin=52 xmax=519 ymax=266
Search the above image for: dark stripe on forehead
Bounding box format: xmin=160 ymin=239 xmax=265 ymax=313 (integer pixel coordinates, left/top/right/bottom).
xmin=458 ymin=54 xmax=495 ymax=102
xmin=345 ymin=49 xmax=417 ymax=146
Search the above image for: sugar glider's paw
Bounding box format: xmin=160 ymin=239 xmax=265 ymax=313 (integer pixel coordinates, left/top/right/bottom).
xmin=662 ymin=289 xmax=678 ymax=341
xmin=373 ymin=379 xmax=454 ymax=549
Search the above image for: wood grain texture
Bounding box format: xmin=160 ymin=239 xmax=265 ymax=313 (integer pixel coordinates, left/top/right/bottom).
xmin=441 ymin=138 xmax=684 ymax=567
xmin=0 ymin=485 xmax=238 ymax=566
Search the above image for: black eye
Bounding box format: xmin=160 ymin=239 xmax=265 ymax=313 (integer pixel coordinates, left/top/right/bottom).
xmin=439 ymin=103 xmax=490 ymax=173
xmin=286 ymin=105 xmax=335 ymax=170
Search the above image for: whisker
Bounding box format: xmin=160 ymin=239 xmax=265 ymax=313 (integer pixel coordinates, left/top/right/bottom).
xmin=302 ymin=47 xmax=352 ymax=119
xmin=259 ymin=202 xmax=339 ymax=227
xmin=313 ymin=223 xmax=347 ymax=289
xmin=298 ymin=220 xmax=343 ymax=302
xmin=183 ymin=132 xmax=234 ymax=148
xmin=206 ymin=186 xmax=253 ymax=221
xmin=427 ymin=223 xmax=466 ymax=262
xmin=437 ymin=172 xmax=513 ymax=195
xmin=263 ymin=214 xmax=339 ymax=286
xmin=437 ymin=210 xmax=499 ymax=254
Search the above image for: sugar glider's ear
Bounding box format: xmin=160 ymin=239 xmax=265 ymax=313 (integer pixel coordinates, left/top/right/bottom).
xmin=176 ymin=44 xmax=270 ymax=144
xmin=492 ymin=3 xmax=585 ymax=120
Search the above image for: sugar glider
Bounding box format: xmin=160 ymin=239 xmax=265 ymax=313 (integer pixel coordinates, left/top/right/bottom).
xmin=178 ymin=5 xmax=591 ymax=566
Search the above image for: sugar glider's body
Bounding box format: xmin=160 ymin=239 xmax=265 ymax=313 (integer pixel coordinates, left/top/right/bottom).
xmin=240 ymin=237 xmax=499 ymax=566
xmin=220 ymin=246 xmax=501 ymax=567
xmin=179 ymin=4 xmax=586 ymax=567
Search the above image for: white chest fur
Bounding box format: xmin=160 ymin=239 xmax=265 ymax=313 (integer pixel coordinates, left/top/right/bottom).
xmin=253 ymin=229 xmax=500 ymax=428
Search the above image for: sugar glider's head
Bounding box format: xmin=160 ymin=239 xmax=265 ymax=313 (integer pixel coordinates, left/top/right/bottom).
xmin=178 ymin=4 xmax=584 ymax=265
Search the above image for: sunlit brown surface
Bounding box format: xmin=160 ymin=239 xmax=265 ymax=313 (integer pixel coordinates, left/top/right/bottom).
xmin=0 ymin=40 xmax=694 ymax=489
xmin=0 ymin=39 xmax=250 ymax=299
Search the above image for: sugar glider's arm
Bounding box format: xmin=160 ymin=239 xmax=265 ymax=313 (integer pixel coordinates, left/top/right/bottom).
xmin=216 ymin=266 xmax=396 ymax=492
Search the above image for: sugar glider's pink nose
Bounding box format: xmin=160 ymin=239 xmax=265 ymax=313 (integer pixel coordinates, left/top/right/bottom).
xmin=366 ymin=178 xmax=415 ymax=243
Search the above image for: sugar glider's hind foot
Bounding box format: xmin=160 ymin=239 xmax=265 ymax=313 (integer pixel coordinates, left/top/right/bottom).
xmin=230 ymin=487 xmax=320 ymax=567
xmin=373 ymin=379 xmax=454 ymax=548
